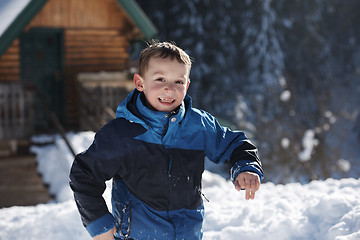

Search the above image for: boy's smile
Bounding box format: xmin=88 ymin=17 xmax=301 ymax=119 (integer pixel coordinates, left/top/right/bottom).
xmin=134 ymin=56 xmax=190 ymax=112
xmin=159 ymin=97 xmax=175 ymax=104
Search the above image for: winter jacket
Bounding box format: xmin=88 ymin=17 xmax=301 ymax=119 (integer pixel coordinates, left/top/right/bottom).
xmin=69 ymin=89 xmax=263 ymax=240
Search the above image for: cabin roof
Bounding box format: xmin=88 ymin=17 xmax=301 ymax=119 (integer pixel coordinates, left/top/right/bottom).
xmin=116 ymin=0 xmax=157 ymax=41
xmin=0 ymin=0 xmax=158 ymax=57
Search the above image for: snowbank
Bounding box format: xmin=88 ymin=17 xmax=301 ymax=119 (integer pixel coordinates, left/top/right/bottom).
xmin=202 ymin=172 xmax=360 ymax=240
xmin=0 ymin=132 xmax=359 ymax=240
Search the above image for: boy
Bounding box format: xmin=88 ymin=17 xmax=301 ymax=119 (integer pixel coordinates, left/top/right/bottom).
xmin=70 ymin=41 xmax=263 ymax=240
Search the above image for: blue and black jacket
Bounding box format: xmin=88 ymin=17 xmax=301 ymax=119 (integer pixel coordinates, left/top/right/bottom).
xmin=69 ymin=89 xmax=263 ymax=239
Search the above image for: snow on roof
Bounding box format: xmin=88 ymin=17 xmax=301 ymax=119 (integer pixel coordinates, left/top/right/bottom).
xmin=0 ymin=0 xmax=31 ymax=37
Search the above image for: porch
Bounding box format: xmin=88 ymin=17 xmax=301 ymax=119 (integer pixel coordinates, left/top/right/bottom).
xmin=0 ymin=72 xmax=133 ymax=141
xmin=0 ymin=75 xmax=133 ymax=207
xmin=0 ymin=83 xmax=34 ymax=141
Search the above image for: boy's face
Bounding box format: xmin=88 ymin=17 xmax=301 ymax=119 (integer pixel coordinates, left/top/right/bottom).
xmin=134 ymin=56 xmax=190 ymax=112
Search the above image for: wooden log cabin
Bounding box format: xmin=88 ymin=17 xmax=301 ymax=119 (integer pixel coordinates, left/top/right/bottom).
xmin=0 ymin=0 xmax=157 ymax=141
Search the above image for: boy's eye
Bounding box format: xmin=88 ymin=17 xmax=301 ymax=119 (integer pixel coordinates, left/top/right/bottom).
xmin=176 ymin=80 xmax=185 ymax=84
xmin=156 ymin=78 xmax=165 ymax=82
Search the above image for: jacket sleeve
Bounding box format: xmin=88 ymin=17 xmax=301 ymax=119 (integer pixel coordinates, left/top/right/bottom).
xmin=69 ymin=121 xmax=125 ymax=237
xmin=202 ymin=112 xmax=264 ymax=183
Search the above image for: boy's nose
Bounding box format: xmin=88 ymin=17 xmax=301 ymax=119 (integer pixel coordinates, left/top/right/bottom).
xmin=164 ymin=83 xmax=175 ymax=92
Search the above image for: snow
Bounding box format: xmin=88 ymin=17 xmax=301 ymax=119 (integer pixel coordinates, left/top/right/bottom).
xmin=280 ymin=90 xmax=291 ymax=102
xmin=337 ymin=159 xmax=351 ymax=173
xmin=281 ymin=137 xmax=290 ymax=149
xmin=1 ymin=132 xmax=360 ymax=240
xmin=298 ymin=129 xmax=319 ymax=162
xmin=0 ymin=0 xmax=31 ymax=36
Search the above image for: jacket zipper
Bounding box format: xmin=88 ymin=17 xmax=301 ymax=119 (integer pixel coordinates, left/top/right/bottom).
xmin=196 ymin=186 xmax=210 ymax=202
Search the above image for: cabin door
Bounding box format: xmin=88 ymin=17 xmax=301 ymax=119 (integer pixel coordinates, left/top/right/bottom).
xmin=20 ymin=28 xmax=64 ymax=130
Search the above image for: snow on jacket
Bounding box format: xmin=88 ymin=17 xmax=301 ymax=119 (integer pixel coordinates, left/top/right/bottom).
xmin=69 ymin=89 xmax=263 ymax=240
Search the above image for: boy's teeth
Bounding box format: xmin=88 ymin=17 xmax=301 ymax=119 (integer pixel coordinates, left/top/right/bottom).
xmin=160 ymin=98 xmax=173 ymax=103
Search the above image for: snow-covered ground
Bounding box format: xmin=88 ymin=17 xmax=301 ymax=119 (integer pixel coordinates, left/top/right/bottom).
xmin=0 ymin=132 xmax=359 ymax=240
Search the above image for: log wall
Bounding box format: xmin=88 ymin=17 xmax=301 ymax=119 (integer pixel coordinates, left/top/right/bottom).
xmin=0 ymin=0 xmax=141 ymax=129
xmin=0 ymin=40 xmax=20 ymax=82
xmin=63 ymin=28 xmax=132 ymax=127
xmin=26 ymin=0 xmax=136 ymax=30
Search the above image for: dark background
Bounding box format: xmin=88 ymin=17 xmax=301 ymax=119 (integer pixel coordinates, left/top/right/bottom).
xmin=135 ymin=0 xmax=360 ymax=183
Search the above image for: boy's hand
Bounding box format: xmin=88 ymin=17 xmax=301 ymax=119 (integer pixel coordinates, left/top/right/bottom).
xmin=234 ymin=171 xmax=260 ymax=200
xmin=93 ymin=227 xmax=116 ymax=240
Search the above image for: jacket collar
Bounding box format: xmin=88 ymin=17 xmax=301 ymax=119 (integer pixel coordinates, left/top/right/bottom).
xmin=116 ymin=89 xmax=190 ymax=134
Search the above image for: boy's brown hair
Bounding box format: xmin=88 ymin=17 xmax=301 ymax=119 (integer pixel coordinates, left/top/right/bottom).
xmin=138 ymin=40 xmax=192 ymax=76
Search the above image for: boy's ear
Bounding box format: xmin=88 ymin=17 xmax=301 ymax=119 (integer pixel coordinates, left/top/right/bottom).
xmin=134 ymin=73 xmax=144 ymax=91
xmin=186 ymin=79 xmax=190 ymax=92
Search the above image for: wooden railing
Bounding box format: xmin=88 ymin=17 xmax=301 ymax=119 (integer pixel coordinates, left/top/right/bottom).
xmin=0 ymin=82 xmax=76 ymax=157
xmin=77 ymin=72 xmax=134 ymax=131
xmin=0 ymin=83 xmax=35 ymax=139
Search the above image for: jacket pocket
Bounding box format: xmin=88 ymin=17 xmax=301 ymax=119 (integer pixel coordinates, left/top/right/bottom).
xmin=115 ymin=201 xmax=133 ymax=239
